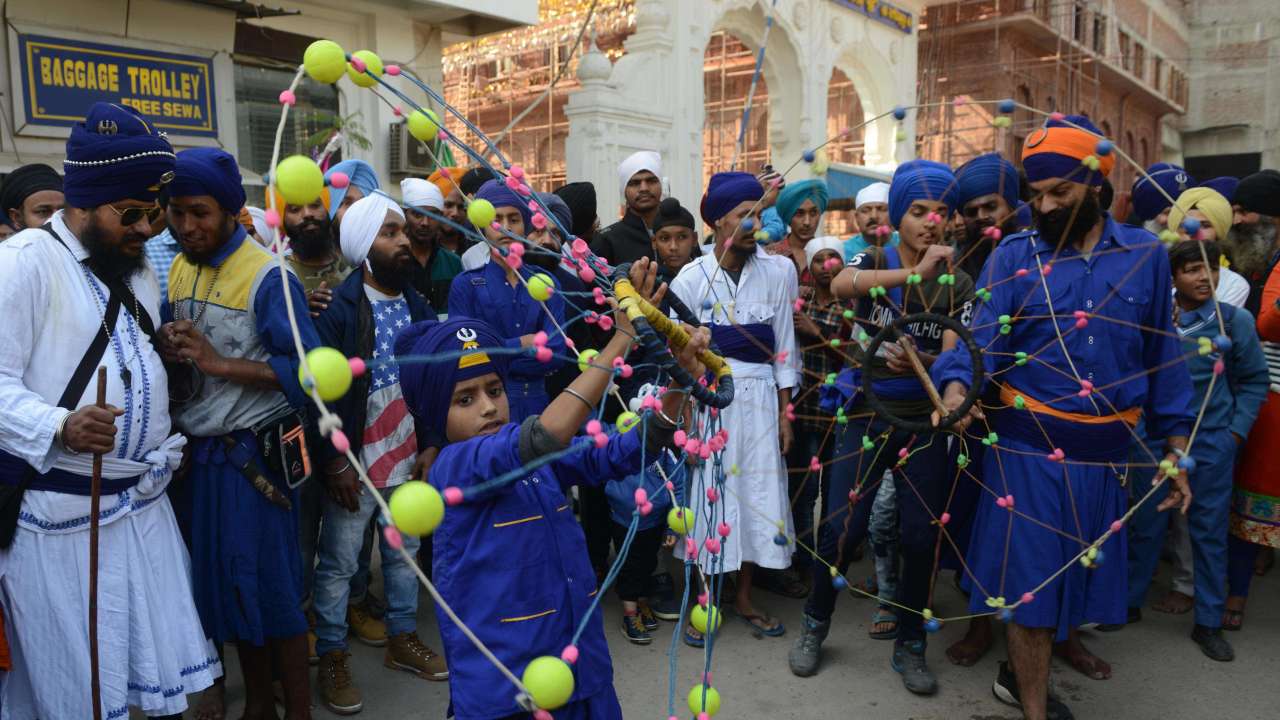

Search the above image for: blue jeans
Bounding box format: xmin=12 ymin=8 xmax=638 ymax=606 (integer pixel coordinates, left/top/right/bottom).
xmin=314 ymin=485 xmax=422 ymax=655
xmin=787 ymin=429 xmax=828 ymax=568
xmin=1126 ymin=428 xmax=1234 ymax=628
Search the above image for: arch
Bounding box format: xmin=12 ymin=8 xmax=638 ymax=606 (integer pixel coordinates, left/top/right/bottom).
xmin=703 ymin=30 xmax=771 ymax=183
xmin=826 ymin=66 xmax=865 ymax=166
xmin=831 ymin=41 xmax=894 ymax=166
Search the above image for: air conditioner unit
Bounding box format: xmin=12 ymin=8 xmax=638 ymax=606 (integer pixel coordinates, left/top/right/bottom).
xmin=388 ymin=121 xmax=438 ymax=176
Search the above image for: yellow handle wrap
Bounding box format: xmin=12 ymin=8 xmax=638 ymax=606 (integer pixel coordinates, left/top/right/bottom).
xmin=613 ymin=279 xmax=732 ymax=379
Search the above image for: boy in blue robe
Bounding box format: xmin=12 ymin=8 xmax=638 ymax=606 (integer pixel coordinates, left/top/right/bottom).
xmin=398 ymin=259 xmax=708 ymax=720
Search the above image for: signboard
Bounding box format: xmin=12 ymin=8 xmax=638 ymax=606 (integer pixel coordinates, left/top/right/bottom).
xmin=15 ymin=32 xmax=217 ymax=137
xmin=832 ymin=0 xmax=914 ymax=34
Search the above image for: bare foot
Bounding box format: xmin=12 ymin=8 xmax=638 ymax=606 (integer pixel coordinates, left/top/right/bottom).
xmin=1054 ymin=632 xmax=1111 ymax=680
xmin=1151 ymin=590 xmax=1194 ymax=614
xmin=946 ymin=617 xmax=993 ymax=666
xmin=1222 ymin=595 xmax=1246 ymax=630
xmin=194 ymin=681 xmax=226 ymax=720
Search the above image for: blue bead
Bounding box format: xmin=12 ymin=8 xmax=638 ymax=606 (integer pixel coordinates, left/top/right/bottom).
xmin=741 ymin=218 xmax=755 ymax=232
xmin=1095 ymin=139 xmax=1113 ymax=156
xmin=831 ymin=575 xmax=848 ymax=591
xmin=1214 ymin=334 xmax=1232 ymax=352
xmin=924 ymin=618 xmax=941 ymax=633
xmin=997 ymin=608 xmax=1014 ymax=623
xmin=1180 ymin=216 xmax=1201 ymax=235
xmin=997 ymin=98 xmax=1016 ymax=114
xmin=1176 ymin=455 xmax=1197 ymax=472
xmin=802 ymin=149 xmax=816 ymax=163
xmin=892 ymin=105 xmax=907 ymax=121
xmin=773 ymin=532 xmax=789 ymax=546
xmin=701 ymin=299 xmax=713 ymax=310
xmin=1092 ymin=549 xmax=1105 ymax=566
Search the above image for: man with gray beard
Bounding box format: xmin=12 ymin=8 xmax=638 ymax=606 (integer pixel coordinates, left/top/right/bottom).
xmin=1222 ymin=170 xmax=1280 ymax=316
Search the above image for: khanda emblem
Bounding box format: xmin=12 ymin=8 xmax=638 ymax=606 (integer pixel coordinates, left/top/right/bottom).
xmin=456 ymin=327 xmax=490 ymax=369
xmin=97 ymin=119 xmax=118 ymax=135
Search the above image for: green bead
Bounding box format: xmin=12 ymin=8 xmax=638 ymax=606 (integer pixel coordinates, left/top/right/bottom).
xmin=829 ymin=338 xmax=841 ymax=348
xmin=825 ymin=372 xmax=837 ymax=386
xmin=1014 ymin=351 xmax=1028 ymax=366
xmin=938 ymin=273 xmax=954 ymax=286
xmin=981 ymin=432 xmax=999 ymax=447
xmin=836 ymin=414 xmax=848 ymax=425
xmin=1159 ymin=229 xmax=1179 ymax=246
xmin=998 ymin=314 xmax=1012 ymax=325
xmin=976 ymin=288 xmax=992 ymax=301
xmin=1159 ymin=459 xmax=1174 ymax=472
xmin=861 ymin=435 xmax=875 ymax=451
xmin=857 ymin=330 xmax=870 ymax=343
xmin=1014 ymin=395 xmax=1026 ymax=409
xmin=999 ymin=324 xmax=1012 ymax=335
xmin=956 ymin=453 xmax=969 ymax=468
xmin=906 ymin=273 xmax=922 ymax=285
xmin=842 ymin=309 xmax=855 ymax=320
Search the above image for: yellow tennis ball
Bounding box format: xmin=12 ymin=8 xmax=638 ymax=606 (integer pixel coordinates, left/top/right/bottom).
xmin=299 ymin=347 xmax=352 ymax=401
xmin=527 ymin=273 xmax=555 ymax=302
xmin=346 ymin=50 xmax=383 ymax=88
xmin=577 ymin=348 xmax=600 ymax=373
xmin=690 ymin=604 xmax=721 ymax=634
xmin=616 ymin=411 xmax=640 ymax=433
xmin=467 ymin=198 xmax=496 ymax=228
xmin=687 ymin=684 xmax=722 ymax=716
xmin=667 ymin=506 xmax=694 ymax=535
xmin=407 ymin=109 xmax=442 ymax=142
xmin=388 ymin=481 xmax=445 ymax=536
xmin=303 ymin=40 xmax=347 ymax=84
xmin=274 ymin=155 xmax=325 ymax=206
xmin=521 ymin=656 xmax=574 ymax=710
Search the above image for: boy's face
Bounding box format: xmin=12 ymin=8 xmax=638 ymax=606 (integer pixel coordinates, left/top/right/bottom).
xmin=809 ymin=249 xmax=840 ymax=286
xmin=653 ymin=225 xmax=694 ymax=271
xmin=445 ymin=372 xmax=510 ymax=443
xmin=898 ymin=199 xmax=949 ymax=254
xmin=1173 ymin=259 xmax=1216 ymax=306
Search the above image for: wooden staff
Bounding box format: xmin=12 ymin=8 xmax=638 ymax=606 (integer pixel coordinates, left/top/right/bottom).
xmin=89 ymin=366 xmax=106 ymax=720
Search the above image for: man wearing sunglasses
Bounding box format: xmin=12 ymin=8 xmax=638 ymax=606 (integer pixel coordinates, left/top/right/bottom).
xmin=160 ymin=147 xmax=321 ymax=720
xmin=0 ymin=102 xmax=220 ymax=718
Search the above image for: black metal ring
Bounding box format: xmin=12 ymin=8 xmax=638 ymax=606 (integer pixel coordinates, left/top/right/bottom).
xmin=860 ymin=311 xmax=983 ymax=433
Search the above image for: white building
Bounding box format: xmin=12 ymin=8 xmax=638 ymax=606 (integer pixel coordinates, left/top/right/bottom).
xmin=0 ymin=0 xmax=536 ymax=186
xmin=564 ymin=0 xmax=925 ymax=212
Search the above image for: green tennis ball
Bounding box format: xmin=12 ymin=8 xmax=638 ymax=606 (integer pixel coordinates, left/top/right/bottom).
xmin=388 ymin=481 xmax=444 ymax=536
xmin=687 ymin=684 xmax=722 ymax=716
xmin=577 ymin=348 xmax=600 ymax=373
xmin=467 ymin=198 xmax=496 ymax=228
xmin=667 ymin=506 xmax=694 ymax=535
xmin=407 ymin=108 xmax=441 ymax=142
xmin=299 ymin=347 xmax=352 ymax=401
xmin=616 ymin=411 xmax=640 ymax=434
xmin=274 ymin=155 xmax=325 ymax=206
xmin=346 ymin=49 xmax=383 ymax=88
xmin=521 ymin=656 xmax=574 ymax=710
xmin=303 ymin=40 xmax=347 ymax=84
xmin=527 ymin=273 xmax=555 ymax=302
xmin=690 ymin=604 xmax=721 ymax=634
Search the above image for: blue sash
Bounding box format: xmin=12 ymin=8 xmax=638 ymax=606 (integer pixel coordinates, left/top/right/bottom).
xmin=0 ymin=450 xmax=141 ymax=496
xmin=710 ymin=322 xmax=776 ymax=364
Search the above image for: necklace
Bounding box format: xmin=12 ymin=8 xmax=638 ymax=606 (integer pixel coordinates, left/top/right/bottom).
xmin=173 ymin=264 xmax=221 ymax=326
xmin=83 ymin=267 xmax=139 ymax=388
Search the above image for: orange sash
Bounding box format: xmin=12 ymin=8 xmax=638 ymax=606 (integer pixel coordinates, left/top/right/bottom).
xmin=1000 ymin=384 xmax=1141 ymax=427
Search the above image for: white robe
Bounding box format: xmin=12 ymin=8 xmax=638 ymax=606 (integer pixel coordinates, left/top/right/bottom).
xmin=668 ymin=246 xmax=801 ymax=573
xmin=0 ymin=213 xmax=221 ymax=718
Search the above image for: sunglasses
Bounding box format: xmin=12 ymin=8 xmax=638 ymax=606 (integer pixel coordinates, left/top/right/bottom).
xmin=105 ymin=202 xmax=163 ymax=227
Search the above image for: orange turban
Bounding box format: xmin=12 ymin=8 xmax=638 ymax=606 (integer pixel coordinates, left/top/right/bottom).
xmin=266 ymin=186 xmax=330 ymax=214
xmin=428 ymin=166 xmax=468 ymax=198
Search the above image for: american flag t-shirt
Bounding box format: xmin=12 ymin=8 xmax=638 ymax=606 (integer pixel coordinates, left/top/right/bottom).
xmin=361 ymin=291 xmax=418 ymax=488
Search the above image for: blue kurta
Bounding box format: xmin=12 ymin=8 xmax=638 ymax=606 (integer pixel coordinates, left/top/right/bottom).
xmin=427 ymin=423 xmax=644 ymax=720
xmin=931 ymin=216 xmax=1195 ymax=631
xmin=448 ymin=261 xmax=568 ymax=420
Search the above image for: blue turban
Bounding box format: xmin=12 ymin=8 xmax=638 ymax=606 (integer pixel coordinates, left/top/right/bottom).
xmin=170 ymin=147 xmax=246 ymax=213
xmin=1021 ymin=114 xmax=1111 ymax=187
xmin=775 ymin=179 xmax=829 ymax=225
xmin=888 ymin=159 xmax=959 ymax=228
xmin=476 ymin=179 xmax=533 ymax=232
xmin=1131 ymin=163 xmax=1195 ymax=222
xmin=63 ymin=102 xmax=175 ymax=208
xmin=325 ymin=159 xmax=380 ymax=219
xmin=700 ymin=171 xmax=763 ymax=226
xmin=1199 ymin=176 xmax=1239 ymax=204
xmin=395 ymin=317 xmax=512 ymax=441
xmin=535 ymin=191 xmax=573 ymax=237
xmin=956 ymin=153 xmax=1019 ymax=210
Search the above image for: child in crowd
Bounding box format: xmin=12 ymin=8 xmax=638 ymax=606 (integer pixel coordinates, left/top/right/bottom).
xmin=397 ymin=259 xmax=708 ymax=719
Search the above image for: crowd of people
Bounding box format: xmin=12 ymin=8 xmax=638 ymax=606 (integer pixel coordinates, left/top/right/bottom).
xmin=0 ymin=99 xmax=1278 ymax=720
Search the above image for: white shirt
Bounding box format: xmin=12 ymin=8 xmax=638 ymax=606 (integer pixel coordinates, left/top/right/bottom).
xmin=461 ymin=242 xmax=490 ymax=271
xmin=668 ymin=244 xmax=801 ymax=389
xmin=0 ymin=212 xmax=182 ymax=531
xmin=1216 ymin=266 xmax=1250 ymax=308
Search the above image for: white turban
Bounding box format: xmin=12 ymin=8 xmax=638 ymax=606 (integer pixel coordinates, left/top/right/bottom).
xmin=400 ymin=177 xmax=444 ymax=212
xmin=804 ymin=236 xmax=846 ymax=266
xmin=618 ymin=150 xmax=662 ymax=198
xmin=855 ymin=182 xmax=890 ymax=209
xmin=340 ymin=192 xmax=404 ymax=266
xmin=245 ymin=206 xmax=276 ymax=248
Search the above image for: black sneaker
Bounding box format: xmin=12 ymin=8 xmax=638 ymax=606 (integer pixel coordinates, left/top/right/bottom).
xmin=1191 ymin=625 xmax=1234 ymax=662
xmin=652 ymin=594 xmax=684 ymax=621
xmin=637 ymin=600 xmax=660 ymax=632
xmin=620 ymin=613 xmax=652 ymax=645
xmin=1097 ymin=606 xmax=1142 ymax=632
xmin=992 ymin=660 xmax=1074 ymax=720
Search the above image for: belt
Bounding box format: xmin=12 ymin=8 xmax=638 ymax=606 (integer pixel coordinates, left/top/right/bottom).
xmin=999 ymin=384 xmax=1142 ymax=427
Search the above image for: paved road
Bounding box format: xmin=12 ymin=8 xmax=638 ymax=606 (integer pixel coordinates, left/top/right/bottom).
xmin=196 ymin=552 xmax=1279 ymax=720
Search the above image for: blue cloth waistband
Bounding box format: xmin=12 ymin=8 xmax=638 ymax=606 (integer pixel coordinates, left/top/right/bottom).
xmin=0 ymin=449 xmax=141 ymax=496
xmin=990 ymin=407 xmax=1133 ymax=463
xmin=818 ymin=367 xmax=927 ymax=413
xmin=711 ymin=322 xmax=776 ymax=364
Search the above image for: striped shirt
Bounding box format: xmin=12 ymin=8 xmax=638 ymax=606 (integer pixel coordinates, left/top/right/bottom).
xmin=361 ymin=287 xmax=417 ymax=488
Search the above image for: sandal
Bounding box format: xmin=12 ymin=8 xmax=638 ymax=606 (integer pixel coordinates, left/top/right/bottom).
xmin=1222 ymin=609 xmax=1244 ymax=632
xmin=869 ymin=607 xmax=899 ymax=640
xmin=738 ymin=612 xmax=786 ymax=637
xmin=683 ymin=624 xmax=705 ymax=647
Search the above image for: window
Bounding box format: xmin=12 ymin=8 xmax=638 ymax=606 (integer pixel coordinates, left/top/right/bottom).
xmin=1133 ymin=43 xmax=1145 ymax=81
xmin=1118 ymin=32 xmax=1132 ymax=72
xmin=234 ymin=62 xmax=340 ymax=177
xmin=1073 ymin=1 xmax=1088 ymax=43
xmin=1153 ymin=57 xmax=1164 ymax=92
xmin=1093 ymin=15 xmax=1107 ymax=53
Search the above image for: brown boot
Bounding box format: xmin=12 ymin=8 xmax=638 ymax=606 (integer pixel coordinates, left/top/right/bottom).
xmin=347 ymin=603 xmax=387 ymax=647
xmin=384 ymin=632 xmax=449 ymax=681
xmin=317 ymin=649 xmax=363 ymax=715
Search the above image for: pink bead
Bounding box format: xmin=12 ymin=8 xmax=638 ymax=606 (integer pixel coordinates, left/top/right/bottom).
xmin=685 ymin=439 xmax=700 ymax=455
xmin=509 ymin=243 xmax=526 ymax=258
xmin=939 ymin=512 xmax=951 ymax=525
xmin=825 ymin=257 xmax=842 ymax=271
xmin=534 ymin=711 xmax=552 ymax=720
xmin=1021 ymin=592 xmax=1035 ymax=604
xmin=527 ymin=200 xmax=540 ymax=212
xmin=382 ymin=525 xmax=403 ymax=550
xmin=593 ymin=288 xmax=606 ymax=305
xmin=490 ymin=221 xmax=502 ymax=231
xmin=722 ymin=238 xmax=733 ymax=250
xmin=507 ymin=255 xmax=523 ymax=270
xmin=329 ymin=171 xmax=350 ymax=189
xmin=699 ymin=713 xmax=710 ymax=720
xmin=578 ymin=267 xmax=596 ymax=283
xmin=953 ymin=95 xmax=968 ymax=106
xmin=669 ymin=716 xmax=680 ymax=720
xmin=1050 ymin=111 xmax=1065 ymax=121
xmin=613 ymin=356 xmax=625 ymax=368
xmin=673 ymin=430 xmax=687 ymax=447
xmin=330 ymin=429 xmax=350 ymax=453
xmin=875 ymin=224 xmax=891 ymax=238
xmin=848 ymin=489 xmax=859 ymax=503
xmin=348 ymin=55 xmax=367 ymax=73
xmin=278 ymin=89 xmax=296 ymax=106
xmin=264 ymin=208 xmax=281 ymax=227
xmin=348 ymin=357 xmax=366 ymax=377
xmin=1074 ymin=318 xmax=1087 ymax=329
xmin=505 ymin=176 xmax=522 ymax=191
xmin=593 ymin=432 xmax=609 ymax=448
xmin=1041 ymin=263 xmax=1053 ymax=275
xmin=620 ymin=364 xmax=634 ymax=379
xmin=535 ymin=346 xmax=553 ymax=363
xmin=770 ymin=176 xmax=783 ymax=188
xmin=392 ymin=106 xmax=403 ymax=117
xmin=697 ymin=592 xmax=709 ymax=607
xmin=996 ymin=497 xmax=1008 ymax=508
xmin=809 ymin=456 xmax=822 ymax=471
xmin=586 ymin=420 xmax=602 ymax=435
xmin=560 ymin=645 xmax=579 ymax=664
xmin=532 ymin=213 xmax=548 ymax=230
xmin=718 ymin=522 xmax=731 ymax=538
xmin=510 ymin=164 xmax=526 ymax=179
xmin=639 ymin=501 xmax=653 ymax=516
xmin=1005 ymin=494 xmax=1015 ymax=507
xmin=443 ymin=487 xmax=463 ymax=505
xmin=665 ymin=480 xmax=675 ymax=491
xmin=982 ymin=226 xmax=1003 ymax=240
xmin=384 ymin=64 xmax=401 ymax=76
xmin=897 ymin=447 xmax=909 ymax=459
xmin=926 ymin=212 xmax=943 ymax=225
xmin=634 ymin=488 xmax=648 ymax=506
xmin=1080 ymin=379 xmax=1093 ymax=391
xmin=1110 ymin=520 xmax=1124 ymax=533
xmin=706 ymin=487 xmax=719 ymax=503
xmin=793 ymin=298 xmax=805 ymax=312
xmin=564 ymin=337 xmax=575 ymax=350
xmin=704 ymin=538 xmax=721 ymax=554
xmin=517 ymin=183 xmax=533 ymax=197
xmin=597 ymin=315 xmax=614 ymax=331
xmin=776 ymin=350 xmax=789 ymax=363
xmin=1015 ymin=268 xmax=1029 ymax=277
xmin=686 ymin=538 xmax=697 ymax=556
xmin=533 ymin=330 xmax=548 ymax=346
xmin=572 ymin=238 xmax=589 ymax=256
xmin=699 ymin=445 xmax=711 ymax=460
xmin=437 ymin=130 xmax=448 ymax=141
xmin=1213 ymin=359 xmax=1225 ymax=375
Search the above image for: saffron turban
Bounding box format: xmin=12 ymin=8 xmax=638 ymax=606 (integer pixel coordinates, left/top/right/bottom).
xmin=429 ymin=166 xmax=468 ymax=198
xmin=1021 ymin=114 xmax=1113 ymax=187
